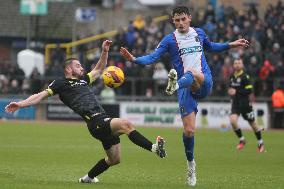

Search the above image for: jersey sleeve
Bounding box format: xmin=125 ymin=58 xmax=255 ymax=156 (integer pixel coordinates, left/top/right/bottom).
xmin=84 ymin=73 xmax=93 ymax=85
xmin=46 ymin=80 xmax=61 ymax=96
xmin=199 ymin=29 xmax=229 ymax=52
xmin=134 ymin=35 xmax=169 ymax=65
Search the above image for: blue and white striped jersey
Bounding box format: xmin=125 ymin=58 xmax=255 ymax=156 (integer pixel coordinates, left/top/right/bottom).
xmin=133 ymin=27 xmax=229 ymax=80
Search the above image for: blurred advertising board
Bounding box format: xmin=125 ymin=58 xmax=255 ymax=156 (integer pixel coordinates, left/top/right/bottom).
xmin=20 ymin=0 xmax=48 ymax=15
xmin=46 ymin=102 xmax=119 ymax=120
xmin=120 ymin=102 xmax=269 ymax=129
xmin=0 ymin=99 xmax=35 ymax=120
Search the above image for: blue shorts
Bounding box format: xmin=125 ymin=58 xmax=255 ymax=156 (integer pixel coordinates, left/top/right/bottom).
xmin=177 ymin=73 xmax=213 ymax=118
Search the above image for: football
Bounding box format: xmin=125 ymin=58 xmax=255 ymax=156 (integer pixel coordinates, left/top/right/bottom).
xmin=102 ymin=66 xmax=125 ymax=88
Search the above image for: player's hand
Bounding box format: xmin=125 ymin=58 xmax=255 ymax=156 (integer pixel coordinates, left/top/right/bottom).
xmin=5 ymin=102 xmax=21 ymax=113
xmin=120 ymin=47 xmax=135 ymax=62
xmin=102 ymin=40 xmax=112 ymax=52
xmin=228 ymin=88 xmax=236 ymax=96
xmin=229 ymin=38 xmax=249 ymax=48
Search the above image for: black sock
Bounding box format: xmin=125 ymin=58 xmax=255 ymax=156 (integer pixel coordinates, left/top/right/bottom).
xmin=128 ymin=130 xmax=153 ymax=151
xmin=254 ymin=130 xmax=262 ymax=141
xmin=88 ymin=158 xmax=110 ymax=179
xmin=234 ymin=128 xmax=243 ymax=139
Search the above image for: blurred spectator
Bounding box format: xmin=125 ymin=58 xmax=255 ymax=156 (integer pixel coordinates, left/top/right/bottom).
xmin=152 ymin=63 xmax=168 ymax=95
xmin=133 ymin=15 xmax=146 ymax=32
xmin=246 ymin=56 xmax=261 ymax=96
xmin=271 ymin=81 xmax=284 ymax=128
xmin=22 ymin=79 xmax=30 ymax=95
xmin=221 ymin=56 xmax=233 ymax=81
xmin=8 ymin=79 xmax=22 ymax=94
xmin=30 ymin=68 xmax=42 ymax=94
xmin=9 ymin=64 xmax=25 ymax=87
xmin=259 ymin=60 xmax=275 ymax=96
xmin=125 ymin=22 xmax=136 ymax=52
xmin=112 ymin=27 xmax=127 ymax=51
xmin=259 ymin=60 xmax=275 ymax=81
xmin=246 ymin=56 xmax=260 ymax=78
xmin=100 ymin=86 xmax=116 ymax=104
xmin=209 ymin=54 xmax=223 ymax=80
xmin=146 ymin=20 xmax=158 ymax=35
xmin=45 ymin=62 xmax=64 ymax=79
xmin=216 ymin=4 xmax=225 ymax=22
xmin=0 ymin=74 xmax=9 ymax=94
xmin=266 ymin=43 xmax=282 ymax=66
xmin=203 ymin=17 xmax=217 ymax=40
xmin=204 ymin=4 xmax=215 ymax=22
xmin=274 ymin=61 xmax=284 ymax=78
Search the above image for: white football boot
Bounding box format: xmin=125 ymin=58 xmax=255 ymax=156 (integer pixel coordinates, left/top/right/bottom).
xmin=186 ymin=160 xmax=197 ymax=186
xmin=78 ymin=174 xmax=99 ymax=183
xmin=166 ymin=69 xmax=177 ymax=95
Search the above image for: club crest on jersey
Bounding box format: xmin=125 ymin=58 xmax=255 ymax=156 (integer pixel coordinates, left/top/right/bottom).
xmin=195 ymin=36 xmax=200 ymax=42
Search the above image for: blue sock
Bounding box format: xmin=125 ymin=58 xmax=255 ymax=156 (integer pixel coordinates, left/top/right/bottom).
xmin=177 ymin=71 xmax=194 ymax=89
xmin=183 ymin=133 xmax=194 ymax=161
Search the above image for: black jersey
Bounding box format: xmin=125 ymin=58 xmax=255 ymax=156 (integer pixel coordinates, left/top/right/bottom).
xmin=229 ymin=70 xmax=253 ymax=105
xmin=46 ymin=73 xmax=105 ymax=120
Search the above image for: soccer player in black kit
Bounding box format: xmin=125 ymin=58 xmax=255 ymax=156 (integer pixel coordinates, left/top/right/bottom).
xmin=5 ymin=40 xmax=166 ymax=183
xmin=228 ymin=58 xmax=264 ymax=153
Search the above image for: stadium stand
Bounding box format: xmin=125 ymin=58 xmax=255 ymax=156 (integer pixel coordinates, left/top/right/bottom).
xmin=0 ymin=0 xmax=283 ymax=99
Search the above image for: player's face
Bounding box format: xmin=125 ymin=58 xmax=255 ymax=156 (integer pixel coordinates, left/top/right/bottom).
xmin=233 ymin=59 xmax=244 ymax=72
xmin=70 ymin=60 xmax=84 ymax=77
xmin=172 ymin=13 xmax=191 ymax=33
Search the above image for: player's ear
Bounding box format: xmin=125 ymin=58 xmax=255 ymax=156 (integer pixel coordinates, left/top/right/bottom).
xmin=64 ymin=65 xmax=72 ymax=74
xmin=188 ymin=14 xmax=192 ymax=21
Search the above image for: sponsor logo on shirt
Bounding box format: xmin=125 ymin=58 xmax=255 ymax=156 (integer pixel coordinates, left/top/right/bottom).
xmin=179 ymin=46 xmax=202 ymax=56
xmin=70 ymin=80 xmax=87 ymax=87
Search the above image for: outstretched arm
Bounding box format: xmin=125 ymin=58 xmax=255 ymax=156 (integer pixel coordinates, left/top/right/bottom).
xmin=88 ymin=40 xmax=112 ymax=82
xmin=120 ymin=36 xmax=169 ymax=65
xmin=120 ymin=47 xmax=136 ymax=62
xmin=205 ymin=38 xmax=249 ymax=52
xmin=228 ymin=38 xmax=249 ymax=49
xmin=201 ymin=27 xmax=249 ymax=52
xmin=120 ymin=46 xmax=167 ymax=65
xmin=5 ymin=90 xmax=49 ymax=113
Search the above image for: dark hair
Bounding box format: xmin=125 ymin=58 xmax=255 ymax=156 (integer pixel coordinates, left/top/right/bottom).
xmin=233 ymin=57 xmax=243 ymax=62
xmin=172 ymin=6 xmax=190 ymax=17
xmin=63 ymin=58 xmax=78 ymax=69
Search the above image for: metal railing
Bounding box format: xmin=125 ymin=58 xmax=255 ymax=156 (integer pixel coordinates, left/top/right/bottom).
xmin=44 ymin=15 xmax=170 ymax=64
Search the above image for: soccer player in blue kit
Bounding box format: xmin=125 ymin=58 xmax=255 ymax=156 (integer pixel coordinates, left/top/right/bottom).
xmin=120 ymin=6 xmax=249 ymax=186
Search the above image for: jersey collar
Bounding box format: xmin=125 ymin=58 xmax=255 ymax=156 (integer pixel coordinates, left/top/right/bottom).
xmin=234 ymin=70 xmax=243 ymax=77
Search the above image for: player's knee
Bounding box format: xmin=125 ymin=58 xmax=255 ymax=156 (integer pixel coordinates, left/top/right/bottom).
xmin=107 ymin=157 xmax=121 ymax=166
xmin=184 ymin=127 xmax=195 ymax=137
xmin=230 ymin=115 xmax=237 ymax=123
xmin=120 ymin=120 xmax=134 ymax=133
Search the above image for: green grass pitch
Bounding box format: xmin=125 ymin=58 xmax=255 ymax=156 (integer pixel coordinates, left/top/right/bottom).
xmin=0 ymin=121 xmax=284 ymax=189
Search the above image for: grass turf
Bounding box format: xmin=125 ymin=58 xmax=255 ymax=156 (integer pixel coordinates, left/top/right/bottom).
xmin=0 ymin=121 xmax=284 ymax=189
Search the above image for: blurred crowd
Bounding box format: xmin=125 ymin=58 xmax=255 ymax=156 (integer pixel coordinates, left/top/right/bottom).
xmin=0 ymin=1 xmax=283 ymax=99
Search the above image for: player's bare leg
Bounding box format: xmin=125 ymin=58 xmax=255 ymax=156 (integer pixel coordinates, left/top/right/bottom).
xmin=79 ymin=144 xmax=121 ymax=183
xmin=182 ymin=112 xmax=197 ymax=186
xmin=110 ymin=118 xmax=166 ymax=158
xmin=187 ymin=68 xmax=204 ymax=93
xmin=230 ymin=114 xmax=246 ymax=150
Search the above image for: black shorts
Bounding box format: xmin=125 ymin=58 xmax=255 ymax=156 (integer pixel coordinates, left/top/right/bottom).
xmin=231 ymin=102 xmax=255 ymax=122
xmin=86 ymin=113 xmax=120 ymax=150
